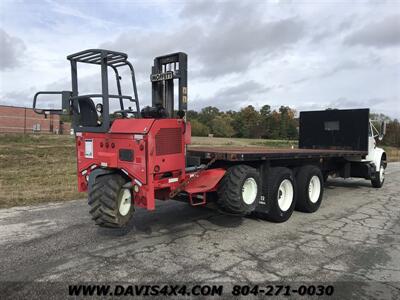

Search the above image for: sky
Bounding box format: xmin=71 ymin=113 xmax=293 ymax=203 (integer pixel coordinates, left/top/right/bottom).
xmin=0 ymin=0 xmax=399 ymax=119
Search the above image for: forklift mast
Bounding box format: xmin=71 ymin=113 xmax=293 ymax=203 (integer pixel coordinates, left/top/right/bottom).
xmin=151 ymin=52 xmax=188 ymax=118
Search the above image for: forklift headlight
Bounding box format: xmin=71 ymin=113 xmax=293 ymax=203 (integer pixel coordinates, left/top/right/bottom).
xmin=133 ymin=184 xmax=140 ymax=193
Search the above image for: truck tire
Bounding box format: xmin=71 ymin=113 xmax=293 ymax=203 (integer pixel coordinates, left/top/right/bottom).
xmin=256 ymin=167 xmax=296 ymax=223
xmin=371 ymin=160 xmax=385 ymax=188
xmin=88 ymin=173 xmax=134 ymax=228
xmin=217 ymin=165 xmax=260 ymax=215
xmin=322 ymin=171 xmax=329 ymax=183
xmin=295 ymin=165 xmax=324 ymax=213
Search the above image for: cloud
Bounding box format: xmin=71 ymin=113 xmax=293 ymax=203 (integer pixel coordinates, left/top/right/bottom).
xmin=192 ymin=80 xmax=273 ymax=111
xmin=0 ymin=29 xmax=26 ymax=70
xmin=291 ymin=59 xmax=365 ymax=84
xmin=195 ymin=17 xmax=305 ymax=77
xmin=183 ymin=1 xmax=305 ymax=77
xmin=101 ymin=1 xmax=305 ymax=78
xmin=0 ymin=86 xmax=36 ymax=109
xmin=48 ymin=0 xmax=115 ymax=29
xmin=311 ymin=18 xmax=354 ymax=43
xmin=344 ymin=15 xmax=400 ymax=48
xmin=179 ymin=0 xmax=219 ymax=19
xmin=218 ymin=80 xmax=270 ymax=99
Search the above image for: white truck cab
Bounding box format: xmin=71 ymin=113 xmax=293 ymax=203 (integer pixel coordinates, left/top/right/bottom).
xmin=367 ymin=120 xmax=387 ymax=187
xmin=360 ymin=120 xmax=387 ymax=187
xmin=343 ymin=119 xmax=387 ymax=188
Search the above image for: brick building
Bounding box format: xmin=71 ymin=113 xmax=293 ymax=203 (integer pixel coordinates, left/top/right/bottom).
xmin=0 ymin=105 xmax=71 ymax=134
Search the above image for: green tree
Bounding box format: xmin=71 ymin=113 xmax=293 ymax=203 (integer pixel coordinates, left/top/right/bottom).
xmin=233 ymin=105 xmax=262 ymax=138
xmin=279 ymin=106 xmax=290 ymax=138
xmin=287 ymin=119 xmax=298 ymax=139
xmin=260 ymin=104 xmax=272 ymax=138
xmin=383 ymin=119 xmax=400 ymax=147
xmin=190 ymin=119 xmax=210 ymax=137
xmin=198 ymin=106 xmax=220 ymax=125
xmin=269 ymin=110 xmax=281 ymax=139
xmin=186 ymin=110 xmax=199 ymax=120
xmin=211 ymin=115 xmax=235 ymax=137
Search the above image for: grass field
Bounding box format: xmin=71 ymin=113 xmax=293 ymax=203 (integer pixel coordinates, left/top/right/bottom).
xmin=190 ymin=136 xmax=298 ymax=148
xmin=0 ymin=134 xmax=79 ymax=208
xmin=0 ymin=134 xmax=399 ymax=208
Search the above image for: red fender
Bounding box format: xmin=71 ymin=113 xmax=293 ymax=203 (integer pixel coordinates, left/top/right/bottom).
xmin=184 ymin=168 xmax=226 ymax=194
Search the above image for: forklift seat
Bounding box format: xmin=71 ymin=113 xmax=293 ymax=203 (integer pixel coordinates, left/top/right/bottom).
xmin=78 ymin=97 xmax=98 ymax=127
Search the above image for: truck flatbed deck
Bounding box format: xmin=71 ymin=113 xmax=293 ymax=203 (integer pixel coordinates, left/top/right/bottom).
xmin=187 ymin=146 xmax=367 ymax=161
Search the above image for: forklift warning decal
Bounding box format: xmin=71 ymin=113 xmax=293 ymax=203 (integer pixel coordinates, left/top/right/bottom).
xmin=84 ymin=139 xmax=93 ymax=158
xmin=151 ymin=71 xmax=174 ymax=82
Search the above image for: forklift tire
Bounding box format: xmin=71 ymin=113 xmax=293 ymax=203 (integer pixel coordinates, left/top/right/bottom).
xmin=217 ymin=165 xmax=260 ymax=215
xmin=88 ymin=173 xmax=134 ymax=228
xmin=256 ymin=167 xmax=296 ymax=223
xmin=371 ymin=160 xmax=385 ymax=188
xmin=295 ymin=165 xmax=324 ymax=213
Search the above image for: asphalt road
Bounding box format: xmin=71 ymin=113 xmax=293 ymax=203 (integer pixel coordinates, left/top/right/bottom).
xmin=1 ymin=163 xmax=399 ymax=299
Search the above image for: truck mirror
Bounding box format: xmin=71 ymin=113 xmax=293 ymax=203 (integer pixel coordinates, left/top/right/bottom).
xmin=379 ymin=121 xmax=386 ymax=140
xmin=33 ymin=91 xmax=72 ymax=115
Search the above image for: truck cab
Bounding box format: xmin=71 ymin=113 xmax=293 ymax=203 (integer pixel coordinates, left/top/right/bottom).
xmin=365 ymin=120 xmax=387 ymax=187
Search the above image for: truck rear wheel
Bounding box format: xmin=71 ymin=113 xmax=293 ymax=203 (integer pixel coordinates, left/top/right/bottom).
xmin=371 ymin=160 xmax=385 ymax=188
xmin=88 ymin=173 xmax=134 ymax=228
xmin=295 ymin=165 xmax=324 ymax=213
xmin=322 ymin=171 xmax=329 ymax=183
xmin=217 ymin=165 xmax=260 ymax=215
xmin=256 ymin=167 xmax=296 ymax=223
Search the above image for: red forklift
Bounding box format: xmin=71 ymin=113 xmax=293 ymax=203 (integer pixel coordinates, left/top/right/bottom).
xmin=33 ymin=49 xmax=386 ymax=228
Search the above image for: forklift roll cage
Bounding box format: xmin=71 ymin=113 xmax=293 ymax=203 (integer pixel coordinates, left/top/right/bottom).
xmin=67 ymin=49 xmax=140 ymax=133
xmin=33 ymin=49 xmax=188 ymax=133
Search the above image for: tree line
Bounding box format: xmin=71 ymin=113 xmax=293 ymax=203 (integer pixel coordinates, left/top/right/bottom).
xmin=381 ymin=120 xmax=400 ymax=147
xmin=187 ymin=105 xmax=298 ymax=140
xmin=371 ymin=113 xmax=400 ymax=148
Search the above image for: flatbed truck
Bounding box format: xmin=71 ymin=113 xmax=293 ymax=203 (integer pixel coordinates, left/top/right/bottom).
xmin=33 ymin=49 xmax=387 ymax=227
